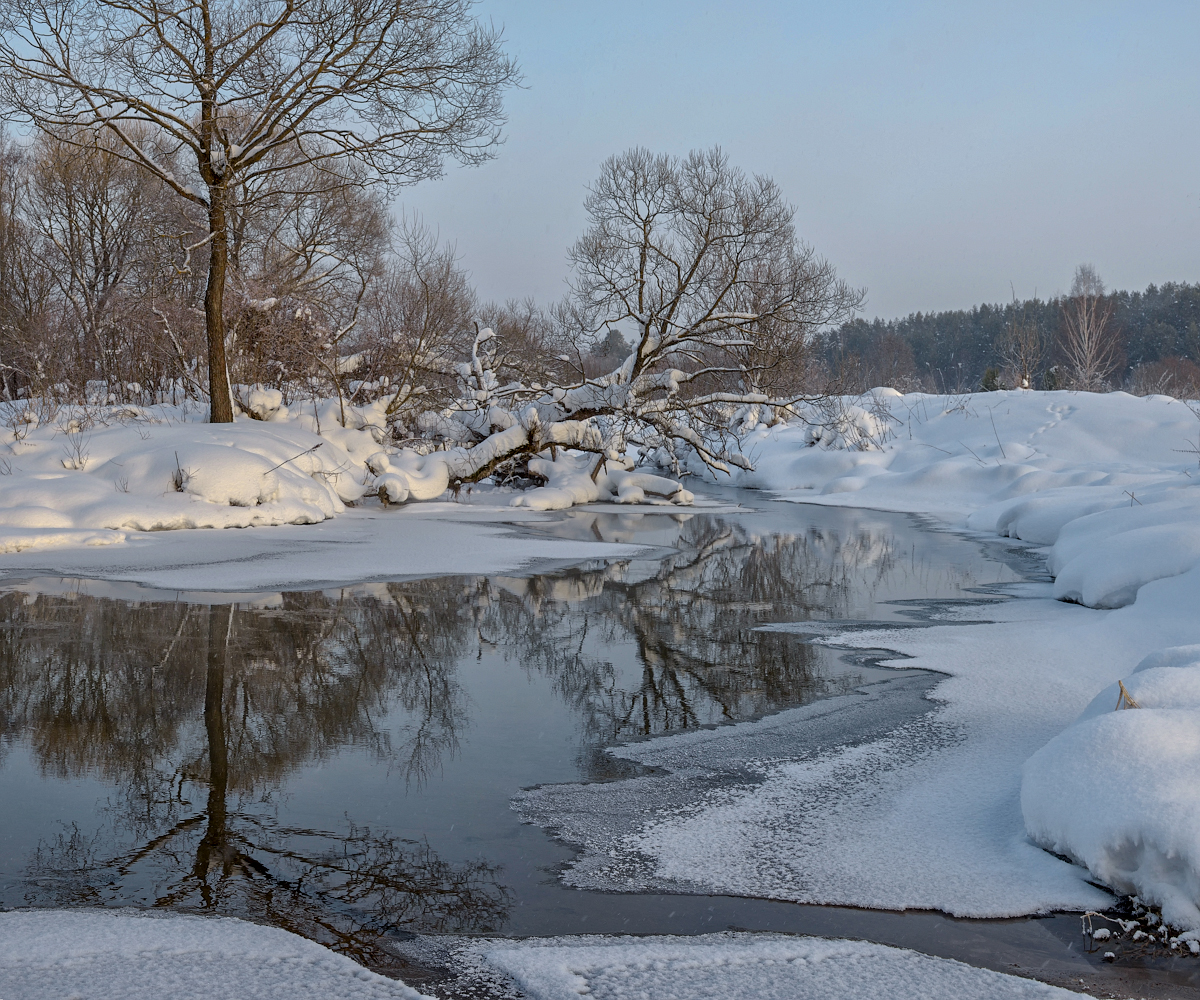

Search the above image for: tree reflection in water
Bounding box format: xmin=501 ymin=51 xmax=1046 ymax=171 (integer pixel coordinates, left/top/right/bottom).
xmin=478 ymin=512 xmax=896 ymax=744
xmin=3 ymin=590 xmax=504 ymax=969
xmin=0 ymin=511 xmax=908 ymax=959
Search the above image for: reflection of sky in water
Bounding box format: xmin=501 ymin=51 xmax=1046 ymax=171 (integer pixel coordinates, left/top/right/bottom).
xmin=0 ymin=497 xmax=1028 ymax=969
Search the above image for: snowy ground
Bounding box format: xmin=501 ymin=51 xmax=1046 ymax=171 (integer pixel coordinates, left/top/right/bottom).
xmin=467 ymin=933 xmax=1083 ymax=999
xmin=0 ymin=911 xmax=1084 ymax=1000
xmin=0 ymin=909 xmax=433 ymax=1000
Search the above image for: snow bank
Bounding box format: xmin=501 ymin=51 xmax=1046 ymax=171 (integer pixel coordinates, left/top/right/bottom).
xmin=0 ymin=401 xmax=372 ymax=548
xmin=0 ymin=909 xmax=431 ymax=999
xmin=1022 ymin=641 xmax=1200 ymax=931
xmin=473 ymin=933 xmax=1079 ymax=999
xmin=0 ymin=397 xmax=696 ymax=553
xmin=723 ymin=389 xmax=1200 ymax=609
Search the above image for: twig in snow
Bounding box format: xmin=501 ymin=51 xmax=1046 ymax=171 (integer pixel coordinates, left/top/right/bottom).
xmin=172 ymin=451 xmax=187 ymax=491
xmin=1115 ymin=680 xmax=1141 ymax=710
xmin=959 ymin=441 xmax=987 ymax=466
xmin=988 ymin=409 xmax=1007 ymax=460
xmin=263 ymin=443 xmax=324 ymax=475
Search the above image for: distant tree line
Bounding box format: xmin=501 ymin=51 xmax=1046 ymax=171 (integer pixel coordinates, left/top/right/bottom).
xmin=826 ymin=266 xmax=1200 ymax=398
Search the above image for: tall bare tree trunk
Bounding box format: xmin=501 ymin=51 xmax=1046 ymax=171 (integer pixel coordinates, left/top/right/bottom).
xmin=205 ymin=188 xmax=234 ymax=422
xmin=196 ymin=604 xmax=232 ymax=881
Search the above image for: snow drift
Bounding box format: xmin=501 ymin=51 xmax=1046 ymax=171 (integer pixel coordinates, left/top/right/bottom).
xmin=1022 ymin=643 xmax=1200 ymax=931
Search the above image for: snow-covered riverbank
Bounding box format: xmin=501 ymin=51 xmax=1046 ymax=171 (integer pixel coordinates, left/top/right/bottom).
xmin=0 ymin=395 xmax=692 ymax=560
xmin=724 ymin=389 xmax=1200 ymax=934
xmin=0 ymin=911 xmax=1083 ymax=999
xmin=516 ymin=389 xmax=1200 ymax=946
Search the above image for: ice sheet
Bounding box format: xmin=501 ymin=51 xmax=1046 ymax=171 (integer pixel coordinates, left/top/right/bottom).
xmin=472 ymin=933 xmax=1081 ymax=999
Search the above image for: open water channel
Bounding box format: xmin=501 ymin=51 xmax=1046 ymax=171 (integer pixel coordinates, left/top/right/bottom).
xmin=1 ymin=492 xmax=1196 ymax=997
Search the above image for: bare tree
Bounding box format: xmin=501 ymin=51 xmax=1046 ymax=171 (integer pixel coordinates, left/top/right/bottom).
xmin=404 ymin=147 xmax=861 ymax=486
xmin=995 ymin=304 xmax=1043 ymax=390
xmin=24 ymin=127 xmax=177 ymax=399
xmin=348 ymin=217 xmax=476 ymax=428
xmin=222 ymin=154 xmax=394 ymax=412
xmin=1059 ymin=264 xmax=1121 ymax=391
xmin=569 ymin=147 xmax=860 ymax=402
xmin=0 ymin=0 xmax=518 ymax=421
xmin=0 ymin=131 xmax=61 ymax=400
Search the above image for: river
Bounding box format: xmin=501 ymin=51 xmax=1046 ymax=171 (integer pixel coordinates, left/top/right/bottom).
xmin=1 ymin=492 xmax=1194 ymax=997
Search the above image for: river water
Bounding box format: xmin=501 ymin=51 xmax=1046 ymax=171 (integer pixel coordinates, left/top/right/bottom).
xmin=1 ymin=493 xmax=1195 ymax=996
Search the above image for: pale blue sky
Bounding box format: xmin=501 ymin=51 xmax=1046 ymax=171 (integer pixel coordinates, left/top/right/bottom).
xmin=401 ymin=1 xmax=1200 ymax=319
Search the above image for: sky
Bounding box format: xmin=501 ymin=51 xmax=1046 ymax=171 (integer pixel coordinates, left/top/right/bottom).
xmin=399 ymin=0 xmax=1200 ymax=322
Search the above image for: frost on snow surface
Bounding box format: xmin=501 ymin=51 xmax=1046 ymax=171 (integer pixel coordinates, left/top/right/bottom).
xmin=0 ymin=909 xmax=433 ymax=1000
xmin=472 ymin=933 xmax=1081 ymax=999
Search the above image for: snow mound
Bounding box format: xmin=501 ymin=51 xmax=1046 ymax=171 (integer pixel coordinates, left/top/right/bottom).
xmin=511 ymin=453 xmax=693 ymax=510
xmin=0 ymin=909 xmax=432 ymax=1000
xmin=1023 ymin=642 xmax=1200 ymax=930
xmin=1046 ymin=496 xmax=1200 ymax=607
xmin=474 ymin=933 xmax=1080 ymax=999
xmin=368 ymin=449 xmax=451 ymax=503
xmin=0 ymin=403 xmax=377 ymax=540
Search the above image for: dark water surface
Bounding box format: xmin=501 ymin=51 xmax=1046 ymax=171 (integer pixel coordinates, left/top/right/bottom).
xmin=1 ymin=495 xmax=1195 ymax=995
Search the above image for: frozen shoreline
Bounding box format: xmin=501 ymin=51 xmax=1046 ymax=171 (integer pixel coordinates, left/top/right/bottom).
xmin=515 ymin=390 xmax=1200 ymax=938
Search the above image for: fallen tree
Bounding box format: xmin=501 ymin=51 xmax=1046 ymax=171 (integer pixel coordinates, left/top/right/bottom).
xmin=372 ymin=147 xmax=862 ymax=501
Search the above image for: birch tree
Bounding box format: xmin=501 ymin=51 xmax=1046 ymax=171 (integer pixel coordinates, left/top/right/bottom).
xmin=1060 ymin=264 xmax=1121 ymax=391
xmin=0 ymin=0 xmax=518 ymax=421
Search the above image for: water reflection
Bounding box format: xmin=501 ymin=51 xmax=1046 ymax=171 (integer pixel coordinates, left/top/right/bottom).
xmin=484 ymin=512 xmax=897 ymax=743
xmin=2 ymin=594 xmax=502 ymax=967
xmin=0 ymin=504 xmax=1023 ymax=957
